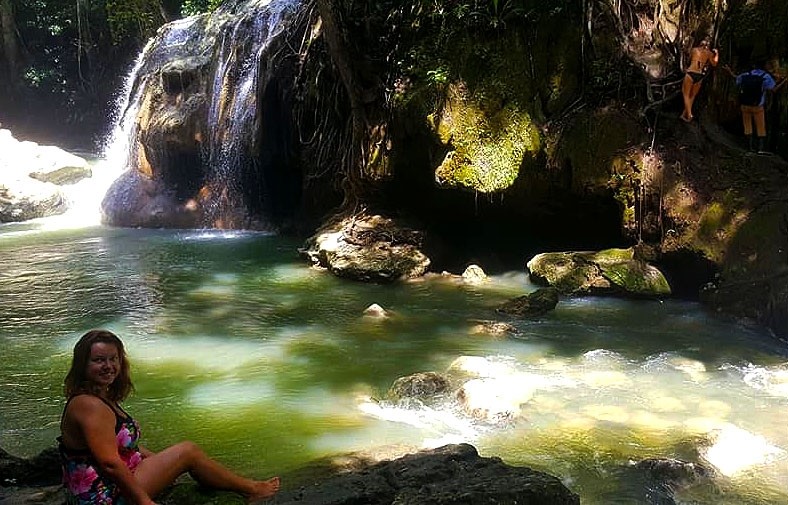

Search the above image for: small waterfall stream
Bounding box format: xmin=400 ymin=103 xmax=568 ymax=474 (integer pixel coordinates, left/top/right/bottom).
xmin=204 ymin=0 xmax=299 ymax=227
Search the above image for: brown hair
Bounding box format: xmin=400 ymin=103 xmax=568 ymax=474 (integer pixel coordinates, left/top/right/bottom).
xmin=64 ymin=329 xmax=134 ymax=402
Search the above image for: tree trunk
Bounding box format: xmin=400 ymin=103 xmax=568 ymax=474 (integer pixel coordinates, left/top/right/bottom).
xmin=0 ymin=0 xmax=21 ymax=82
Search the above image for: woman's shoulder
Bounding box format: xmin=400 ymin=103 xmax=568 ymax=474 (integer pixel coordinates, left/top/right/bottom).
xmin=66 ymin=394 xmax=116 ymax=415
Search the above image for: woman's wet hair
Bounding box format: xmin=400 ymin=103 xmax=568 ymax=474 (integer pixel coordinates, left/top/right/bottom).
xmin=64 ymin=329 xmax=134 ymax=401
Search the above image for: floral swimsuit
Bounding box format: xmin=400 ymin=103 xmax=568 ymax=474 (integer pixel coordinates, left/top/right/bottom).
xmin=59 ymin=396 xmax=143 ymax=505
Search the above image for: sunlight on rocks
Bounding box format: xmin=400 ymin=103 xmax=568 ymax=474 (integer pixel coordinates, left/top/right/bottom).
xmin=447 ymin=355 xmax=522 ymax=379
xmin=668 ymin=356 xmax=708 ymax=382
xmin=263 ymin=263 xmax=322 ymax=286
xmin=701 ymin=424 xmax=787 ymax=477
xmin=187 ymin=379 xmax=276 ymax=408
xmin=651 ymin=396 xmax=686 ymax=412
xmin=629 ymin=410 xmax=678 ymax=431
xmin=583 ymin=404 xmax=630 ymax=423
xmin=581 ymin=370 xmax=631 ymax=388
xmin=128 ymin=335 xmax=280 ymax=372
xmin=696 ymin=399 xmax=732 ymax=419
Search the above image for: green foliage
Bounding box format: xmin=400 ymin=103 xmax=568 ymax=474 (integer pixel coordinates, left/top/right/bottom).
xmin=106 ymin=0 xmax=162 ymax=43
xmin=181 ymin=0 xmax=222 ymax=16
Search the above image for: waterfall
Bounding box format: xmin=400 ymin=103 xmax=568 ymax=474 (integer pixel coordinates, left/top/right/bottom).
xmin=39 ymin=45 xmax=156 ymax=229
xmin=100 ymin=0 xmax=303 ymax=230
xmin=204 ymin=0 xmax=299 ymax=227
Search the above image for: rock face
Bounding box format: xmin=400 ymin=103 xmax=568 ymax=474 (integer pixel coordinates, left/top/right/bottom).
xmin=269 ymin=444 xmax=579 ymax=505
xmin=527 ymin=248 xmax=671 ymax=297
xmin=102 ymin=1 xmax=305 ymax=230
xmin=302 ymin=214 xmax=431 ymax=282
xmin=0 ymin=129 xmax=90 ymax=222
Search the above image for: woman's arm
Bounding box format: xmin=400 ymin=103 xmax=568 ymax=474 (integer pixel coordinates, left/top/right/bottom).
xmin=70 ymin=397 xmax=158 ymax=505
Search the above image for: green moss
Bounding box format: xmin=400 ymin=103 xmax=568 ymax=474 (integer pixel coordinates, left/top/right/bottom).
xmin=698 ymin=202 xmax=727 ymax=239
xmin=433 ymin=86 xmax=540 ymax=193
xmin=590 ymin=248 xmax=635 ymax=265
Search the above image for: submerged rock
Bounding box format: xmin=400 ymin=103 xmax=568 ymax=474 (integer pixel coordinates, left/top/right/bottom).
xmin=497 ymin=287 xmax=560 ymax=317
xmin=387 ymin=372 xmax=450 ymax=400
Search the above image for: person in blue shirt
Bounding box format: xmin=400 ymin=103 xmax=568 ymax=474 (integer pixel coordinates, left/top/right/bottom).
xmin=724 ymin=61 xmax=780 ymax=153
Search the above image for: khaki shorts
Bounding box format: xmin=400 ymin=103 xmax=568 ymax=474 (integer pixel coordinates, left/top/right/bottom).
xmin=741 ymin=105 xmax=766 ymax=137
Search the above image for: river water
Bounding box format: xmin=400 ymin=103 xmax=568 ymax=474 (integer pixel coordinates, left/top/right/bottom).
xmin=2 ymin=192 xmax=788 ymax=503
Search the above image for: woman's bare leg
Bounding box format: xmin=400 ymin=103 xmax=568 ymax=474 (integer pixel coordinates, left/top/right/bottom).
xmin=133 ymin=441 xmax=280 ymax=501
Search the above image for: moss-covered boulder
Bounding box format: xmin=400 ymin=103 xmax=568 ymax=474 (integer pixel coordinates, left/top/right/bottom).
xmin=527 ymin=248 xmax=671 ymax=297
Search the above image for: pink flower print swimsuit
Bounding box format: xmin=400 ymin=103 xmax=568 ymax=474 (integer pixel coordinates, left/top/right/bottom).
xmin=59 ymin=396 xmax=143 ymax=505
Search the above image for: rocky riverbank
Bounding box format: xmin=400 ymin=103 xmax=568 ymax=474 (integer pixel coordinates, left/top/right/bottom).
xmin=2 ymin=443 xmax=580 ymax=505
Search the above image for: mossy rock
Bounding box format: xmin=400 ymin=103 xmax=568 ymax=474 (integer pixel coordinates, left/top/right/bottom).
xmin=433 ymin=84 xmax=540 ymax=193
xmin=527 ymin=248 xmax=671 ymax=297
xmin=526 ymin=252 xmax=603 ymax=294
xmin=600 ymin=261 xmax=671 ymax=296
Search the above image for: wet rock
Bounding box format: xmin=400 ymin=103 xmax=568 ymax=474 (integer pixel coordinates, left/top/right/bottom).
xmin=624 ymin=457 xmax=715 ymax=505
xmin=0 ymin=447 xmax=60 ymax=486
xmin=461 ymin=264 xmax=487 ymax=284
xmin=456 ymin=377 xmax=532 ymax=423
xmin=497 ymin=287 xmax=559 ymax=317
xmin=388 ymin=372 xmax=450 ymax=400
xmin=363 ymin=303 xmax=389 ymax=319
xmin=468 ymin=320 xmax=518 ymax=336
xmin=302 ymin=214 xmax=430 ymax=282
xmin=527 ymin=248 xmax=671 ymax=297
xmin=2 ymin=444 xmax=579 ymax=505
xmin=269 ymin=444 xmax=580 ymax=505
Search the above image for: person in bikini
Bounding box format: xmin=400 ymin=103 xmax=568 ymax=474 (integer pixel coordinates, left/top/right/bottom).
xmin=681 ymin=38 xmax=719 ymax=122
xmin=59 ymin=329 xmax=280 ymax=505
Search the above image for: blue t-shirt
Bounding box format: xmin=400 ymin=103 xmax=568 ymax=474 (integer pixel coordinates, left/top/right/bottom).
xmin=735 ymin=69 xmax=777 ymax=107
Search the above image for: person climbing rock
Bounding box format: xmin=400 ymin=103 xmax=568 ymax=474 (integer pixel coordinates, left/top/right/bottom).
xmin=724 ymin=60 xmax=778 ymax=153
xmin=681 ymin=38 xmax=719 ymax=123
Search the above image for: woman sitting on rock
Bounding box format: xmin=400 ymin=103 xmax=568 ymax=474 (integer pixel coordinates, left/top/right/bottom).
xmin=58 ymin=329 xmax=280 ymax=504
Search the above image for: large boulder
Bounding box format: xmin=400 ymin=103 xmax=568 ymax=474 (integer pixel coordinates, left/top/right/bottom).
xmin=302 ymin=214 xmax=431 ymax=282
xmin=269 ymin=444 xmax=579 ymax=505
xmin=527 ymin=247 xmax=671 ymax=297
xmin=2 ymin=444 xmax=579 ymax=505
xmin=0 ymin=129 xmax=90 ymax=222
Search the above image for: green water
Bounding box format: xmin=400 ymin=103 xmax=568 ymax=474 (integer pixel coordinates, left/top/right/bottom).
xmin=2 ymin=224 xmax=787 ymax=504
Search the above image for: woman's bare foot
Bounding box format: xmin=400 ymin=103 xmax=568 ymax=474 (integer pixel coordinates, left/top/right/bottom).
xmin=248 ymin=476 xmax=280 ymax=503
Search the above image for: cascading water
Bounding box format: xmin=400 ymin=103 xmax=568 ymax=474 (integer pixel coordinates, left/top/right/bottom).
xmin=24 ymin=47 xmax=153 ymax=230
xmin=204 ymin=0 xmax=298 ymax=228
xmin=99 ymin=0 xmax=303 ymax=230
